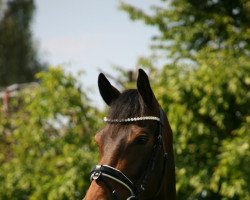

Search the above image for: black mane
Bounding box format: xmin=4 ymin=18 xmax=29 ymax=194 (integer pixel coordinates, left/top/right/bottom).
xmin=108 ymin=89 xmax=146 ymax=119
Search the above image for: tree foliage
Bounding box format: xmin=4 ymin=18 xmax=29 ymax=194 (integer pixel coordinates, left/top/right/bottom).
xmin=0 ymin=68 xmax=98 ymax=199
xmin=0 ymin=0 xmax=46 ymax=87
xmin=120 ymin=0 xmax=250 ymax=199
xmin=120 ymin=0 xmax=250 ymax=62
xmin=153 ymin=50 xmax=250 ymax=200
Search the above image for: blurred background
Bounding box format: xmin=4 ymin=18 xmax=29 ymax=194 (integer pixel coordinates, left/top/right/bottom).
xmin=0 ymin=0 xmax=249 ymax=199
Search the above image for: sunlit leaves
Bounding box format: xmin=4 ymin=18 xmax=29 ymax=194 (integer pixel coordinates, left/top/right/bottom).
xmin=151 ymin=48 xmax=250 ymax=199
xmin=0 ymin=67 xmax=98 ymax=199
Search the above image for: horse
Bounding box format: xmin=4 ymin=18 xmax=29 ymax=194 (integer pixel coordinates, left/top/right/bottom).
xmin=84 ymin=69 xmax=176 ymax=200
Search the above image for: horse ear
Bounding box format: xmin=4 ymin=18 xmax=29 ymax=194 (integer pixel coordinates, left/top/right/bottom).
xmin=98 ymin=73 xmax=121 ymax=106
xmin=137 ymin=69 xmax=155 ymax=107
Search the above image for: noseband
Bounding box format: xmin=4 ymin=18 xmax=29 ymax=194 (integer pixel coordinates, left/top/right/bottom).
xmin=90 ymin=108 xmax=168 ymax=200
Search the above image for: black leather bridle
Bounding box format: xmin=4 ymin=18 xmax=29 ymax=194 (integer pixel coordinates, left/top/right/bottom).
xmin=90 ymin=108 xmax=168 ymax=200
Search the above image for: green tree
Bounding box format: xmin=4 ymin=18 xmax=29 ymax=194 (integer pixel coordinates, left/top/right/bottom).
xmin=120 ymin=0 xmax=250 ymax=199
xmin=0 ymin=0 xmax=46 ymax=87
xmin=120 ymin=0 xmax=250 ymax=62
xmin=0 ymin=68 xmax=99 ymax=199
xmin=154 ymin=50 xmax=249 ymax=200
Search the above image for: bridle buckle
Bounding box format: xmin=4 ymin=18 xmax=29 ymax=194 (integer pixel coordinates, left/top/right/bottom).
xmin=92 ymin=171 xmax=102 ymax=180
xmin=90 ymin=165 xmax=102 ymax=181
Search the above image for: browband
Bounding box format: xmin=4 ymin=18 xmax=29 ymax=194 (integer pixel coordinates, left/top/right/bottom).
xmin=103 ymin=116 xmax=160 ymax=123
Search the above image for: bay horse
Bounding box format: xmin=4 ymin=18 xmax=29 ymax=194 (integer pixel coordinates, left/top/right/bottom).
xmin=84 ymin=69 xmax=176 ymax=200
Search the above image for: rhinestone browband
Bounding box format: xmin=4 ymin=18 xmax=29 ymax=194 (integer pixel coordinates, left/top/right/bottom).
xmin=103 ymin=116 xmax=160 ymax=123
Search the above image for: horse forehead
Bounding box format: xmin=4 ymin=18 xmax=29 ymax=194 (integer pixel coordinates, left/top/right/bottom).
xmin=98 ymin=124 xmax=144 ymax=142
xmin=109 ymin=124 xmax=146 ymax=138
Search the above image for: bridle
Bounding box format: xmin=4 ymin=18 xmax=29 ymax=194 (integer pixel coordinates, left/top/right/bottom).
xmin=90 ymin=108 xmax=167 ymax=200
xmin=89 ymin=108 xmax=168 ymax=200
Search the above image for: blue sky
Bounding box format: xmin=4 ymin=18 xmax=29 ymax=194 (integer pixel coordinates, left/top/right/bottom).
xmin=32 ymin=0 xmax=157 ymax=107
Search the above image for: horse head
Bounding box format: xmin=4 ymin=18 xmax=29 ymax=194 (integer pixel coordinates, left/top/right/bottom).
xmin=84 ymin=69 xmax=176 ymax=200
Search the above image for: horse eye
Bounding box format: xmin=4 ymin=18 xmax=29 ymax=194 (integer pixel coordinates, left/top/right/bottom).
xmin=135 ymin=135 xmax=149 ymax=145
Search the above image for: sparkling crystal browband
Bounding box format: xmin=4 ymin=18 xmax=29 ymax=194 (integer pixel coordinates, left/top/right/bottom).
xmin=103 ymin=116 xmax=160 ymax=123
